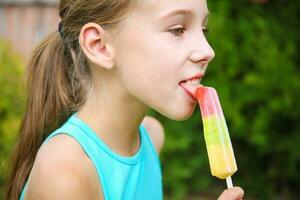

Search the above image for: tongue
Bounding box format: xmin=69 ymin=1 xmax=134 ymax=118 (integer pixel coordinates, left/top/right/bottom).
xmin=179 ymin=82 xmax=203 ymax=100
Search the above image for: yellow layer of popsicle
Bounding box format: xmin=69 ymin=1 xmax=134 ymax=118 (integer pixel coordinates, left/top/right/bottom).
xmin=206 ymin=144 xmax=237 ymax=179
xmin=203 ymin=116 xmax=237 ymax=179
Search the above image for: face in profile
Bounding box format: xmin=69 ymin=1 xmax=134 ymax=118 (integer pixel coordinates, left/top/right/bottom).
xmin=112 ymin=0 xmax=215 ymax=120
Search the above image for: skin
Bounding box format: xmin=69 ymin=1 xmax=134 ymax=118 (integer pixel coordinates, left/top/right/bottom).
xmin=25 ymin=0 xmax=244 ymax=199
xmin=76 ymin=0 xmax=215 ymax=156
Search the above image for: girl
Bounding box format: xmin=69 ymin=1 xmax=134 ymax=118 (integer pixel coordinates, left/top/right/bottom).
xmin=6 ymin=0 xmax=244 ymax=199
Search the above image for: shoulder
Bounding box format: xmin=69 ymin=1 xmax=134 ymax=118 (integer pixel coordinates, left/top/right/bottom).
xmin=25 ymin=134 xmax=102 ymax=200
xmin=141 ymin=116 xmax=165 ymax=155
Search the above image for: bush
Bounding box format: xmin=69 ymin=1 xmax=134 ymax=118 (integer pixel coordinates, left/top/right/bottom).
xmin=0 ymin=40 xmax=25 ymax=199
xmin=155 ymin=0 xmax=300 ymax=199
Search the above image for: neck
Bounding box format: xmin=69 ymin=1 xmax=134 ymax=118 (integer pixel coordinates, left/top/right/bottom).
xmin=76 ymin=75 xmax=150 ymax=157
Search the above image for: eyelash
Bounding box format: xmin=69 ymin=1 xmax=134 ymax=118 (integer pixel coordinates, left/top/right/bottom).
xmin=168 ymin=27 xmax=210 ymax=37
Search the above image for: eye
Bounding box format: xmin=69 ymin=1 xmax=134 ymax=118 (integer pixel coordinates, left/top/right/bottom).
xmin=202 ymin=26 xmax=209 ymax=35
xmin=168 ymin=27 xmax=185 ymax=37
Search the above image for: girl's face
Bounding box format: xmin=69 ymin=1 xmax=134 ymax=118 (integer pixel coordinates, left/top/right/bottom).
xmin=113 ymin=0 xmax=215 ymax=120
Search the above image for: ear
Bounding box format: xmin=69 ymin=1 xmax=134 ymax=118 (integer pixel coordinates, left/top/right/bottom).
xmin=79 ymin=22 xmax=115 ymax=69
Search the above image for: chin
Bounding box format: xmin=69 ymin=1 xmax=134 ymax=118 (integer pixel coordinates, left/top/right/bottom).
xmin=164 ymin=104 xmax=197 ymax=121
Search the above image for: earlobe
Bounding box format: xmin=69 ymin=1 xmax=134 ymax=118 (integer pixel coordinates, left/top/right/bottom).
xmin=79 ymin=22 xmax=115 ymax=69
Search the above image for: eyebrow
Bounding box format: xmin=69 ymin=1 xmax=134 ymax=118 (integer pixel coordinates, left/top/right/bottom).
xmin=158 ymin=9 xmax=209 ymax=21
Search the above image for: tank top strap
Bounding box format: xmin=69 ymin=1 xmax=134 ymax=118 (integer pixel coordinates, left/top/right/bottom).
xmin=42 ymin=115 xmax=111 ymax=199
xmin=66 ymin=113 xmax=145 ymax=165
xmin=20 ymin=115 xmax=111 ymax=200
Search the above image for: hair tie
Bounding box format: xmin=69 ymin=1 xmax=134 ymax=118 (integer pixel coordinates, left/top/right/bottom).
xmin=58 ymin=22 xmax=64 ymax=38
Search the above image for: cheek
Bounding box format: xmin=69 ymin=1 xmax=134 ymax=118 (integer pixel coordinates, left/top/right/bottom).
xmin=114 ymin=27 xmax=196 ymax=114
xmin=116 ymin=32 xmax=180 ymax=87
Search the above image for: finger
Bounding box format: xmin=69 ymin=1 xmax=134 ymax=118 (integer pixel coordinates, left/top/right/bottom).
xmin=218 ymin=187 xmax=244 ymax=200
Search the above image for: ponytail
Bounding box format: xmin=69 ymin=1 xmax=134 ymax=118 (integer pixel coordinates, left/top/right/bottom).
xmin=5 ymin=32 xmax=88 ymax=200
xmin=5 ymin=0 xmax=140 ymax=198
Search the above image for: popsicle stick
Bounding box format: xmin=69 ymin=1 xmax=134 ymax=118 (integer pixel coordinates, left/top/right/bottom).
xmin=226 ymin=176 xmax=233 ymax=188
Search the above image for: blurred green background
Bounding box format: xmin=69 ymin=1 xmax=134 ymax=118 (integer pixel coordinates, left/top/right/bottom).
xmin=0 ymin=0 xmax=299 ymax=199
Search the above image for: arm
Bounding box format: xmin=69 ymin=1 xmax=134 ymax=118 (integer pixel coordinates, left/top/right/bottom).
xmin=24 ymin=135 xmax=103 ymax=200
xmin=26 ymin=169 xmax=89 ymax=200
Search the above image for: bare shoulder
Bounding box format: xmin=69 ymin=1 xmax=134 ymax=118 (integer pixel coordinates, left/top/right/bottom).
xmin=24 ymin=134 xmax=103 ymax=200
xmin=142 ymin=116 xmax=165 ymax=154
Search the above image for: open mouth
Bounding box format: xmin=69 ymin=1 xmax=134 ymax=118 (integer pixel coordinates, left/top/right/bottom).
xmin=180 ymin=77 xmax=201 ymax=86
xmin=179 ymin=77 xmax=203 ymax=101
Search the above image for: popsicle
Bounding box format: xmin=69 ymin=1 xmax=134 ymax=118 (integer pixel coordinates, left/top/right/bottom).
xmin=195 ymin=86 xmax=237 ymax=188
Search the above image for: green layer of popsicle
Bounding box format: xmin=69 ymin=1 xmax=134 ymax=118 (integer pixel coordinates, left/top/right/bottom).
xmin=202 ymin=115 xmax=231 ymax=146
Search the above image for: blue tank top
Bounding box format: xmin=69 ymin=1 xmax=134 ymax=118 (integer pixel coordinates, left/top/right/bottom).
xmin=20 ymin=113 xmax=163 ymax=200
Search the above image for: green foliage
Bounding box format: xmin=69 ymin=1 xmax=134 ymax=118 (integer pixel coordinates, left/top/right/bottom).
xmin=0 ymin=40 xmax=25 ymax=198
xmin=152 ymin=0 xmax=300 ymax=199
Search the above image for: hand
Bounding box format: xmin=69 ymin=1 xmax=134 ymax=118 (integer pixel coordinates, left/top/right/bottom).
xmin=217 ymin=187 xmax=244 ymax=200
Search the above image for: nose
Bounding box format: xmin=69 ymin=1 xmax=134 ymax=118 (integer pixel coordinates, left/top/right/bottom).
xmin=189 ymin=36 xmax=215 ymax=65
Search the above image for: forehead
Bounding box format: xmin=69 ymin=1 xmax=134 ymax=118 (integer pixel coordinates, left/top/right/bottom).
xmin=135 ymin=0 xmax=209 ymax=19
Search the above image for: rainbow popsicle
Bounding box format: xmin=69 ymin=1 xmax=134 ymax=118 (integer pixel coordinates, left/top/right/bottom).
xmin=195 ymin=86 xmax=237 ymax=187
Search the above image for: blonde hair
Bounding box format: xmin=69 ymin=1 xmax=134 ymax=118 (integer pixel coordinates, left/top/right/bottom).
xmin=5 ymin=0 xmax=139 ymax=199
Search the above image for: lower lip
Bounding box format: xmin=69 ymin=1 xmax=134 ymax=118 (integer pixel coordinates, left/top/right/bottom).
xmin=179 ymin=85 xmax=198 ymax=102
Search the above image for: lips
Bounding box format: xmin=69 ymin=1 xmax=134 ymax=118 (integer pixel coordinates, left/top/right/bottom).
xmin=179 ymin=73 xmax=204 ymax=101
